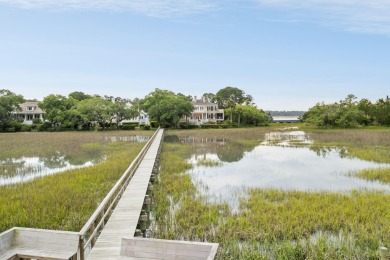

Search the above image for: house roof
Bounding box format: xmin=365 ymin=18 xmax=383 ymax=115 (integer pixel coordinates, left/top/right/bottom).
xmin=15 ymin=101 xmax=45 ymax=114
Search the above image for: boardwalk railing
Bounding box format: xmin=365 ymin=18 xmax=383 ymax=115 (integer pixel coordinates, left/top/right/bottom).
xmin=79 ymin=128 xmax=161 ymax=259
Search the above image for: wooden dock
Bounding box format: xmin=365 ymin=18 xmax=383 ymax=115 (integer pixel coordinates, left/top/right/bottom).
xmin=87 ymin=128 xmax=164 ymax=260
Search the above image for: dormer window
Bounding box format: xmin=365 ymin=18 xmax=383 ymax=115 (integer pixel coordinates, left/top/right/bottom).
xmin=27 ymin=106 xmax=35 ymax=111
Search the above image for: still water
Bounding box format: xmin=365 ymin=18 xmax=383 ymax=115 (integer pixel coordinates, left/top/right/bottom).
xmin=0 ymin=134 xmax=150 ymax=186
xmin=0 ymin=155 xmax=102 ymax=186
xmin=180 ymin=131 xmax=390 ymax=207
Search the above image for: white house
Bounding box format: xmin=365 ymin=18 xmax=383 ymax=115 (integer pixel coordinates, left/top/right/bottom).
xmin=183 ymin=96 xmax=224 ymax=125
xmin=12 ymin=101 xmax=44 ymax=124
xmin=120 ymin=110 xmax=150 ymax=126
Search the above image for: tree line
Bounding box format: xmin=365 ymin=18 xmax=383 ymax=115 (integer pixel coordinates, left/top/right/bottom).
xmin=302 ymin=94 xmax=390 ymax=127
xmin=0 ymin=87 xmax=270 ymax=132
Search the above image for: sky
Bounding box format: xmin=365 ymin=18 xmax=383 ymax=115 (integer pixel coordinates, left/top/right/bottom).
xmin=0 ymin=0 xmax=389 ymax=110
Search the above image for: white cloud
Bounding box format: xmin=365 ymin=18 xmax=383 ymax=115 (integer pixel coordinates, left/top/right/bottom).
xmin=0 ymin=0 xmax=218 ymax=17
xmin=256 ymin=0 xmax=390 ymax=35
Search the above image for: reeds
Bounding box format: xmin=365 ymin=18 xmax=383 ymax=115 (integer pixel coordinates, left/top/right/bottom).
xmin=151 ymin=127 xmax=390 ymax=259
xmin=0 ymin=131 xmax=153 ymax=232
xmin=354 ymin=168 xmax=390 ymax=184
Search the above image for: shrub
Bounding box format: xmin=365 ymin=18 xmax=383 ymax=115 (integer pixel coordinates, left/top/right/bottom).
xmin=179 ymin=122 xmax=199 ymax=129
xmin=7 ymin=121 xmax=23 ymax=132
xmin=142 ymin=125 xmax=151 ymax=130
xmin=21 ymin=125 xmax=33 ymax=132
xmin=5 ymin=127 xmax=16 ymax=132
xmin=200 ymin=124 xmax=224 ymax=129
xmin=32 ymin=118 xmax=42 ymax=124
xmin=40 ymin=122 xmax=52 ymax=131
xmin=150 ymin=120 xmax=158 ymax=128
xmin=119 ymin=123 xmax=136 ymax=130
xmin=224 ymin=120 xmax=232 ymax=126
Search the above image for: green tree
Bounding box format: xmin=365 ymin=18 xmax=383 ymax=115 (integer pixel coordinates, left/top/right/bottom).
xmin=214 ymin=86 xmax=253 ymax=121
xmin=214 ymin=86 xmax=251 ymax=109
xmin=225 ymin=104 xmax=269 ymax=126
xmin=68 ymin=91 xmax=92 ymax=101
xmin=358 ymin=98 xmax=375 ymax=125
xmin=113 ymin=102 xmax=139 ymax=128
xmin=303 ymin=94 xmax=366 ymax=128
xmin=374 ymin=97 xmax=390 ymax=126
xmin=39 ymin=94 xmax=77 ymax=128
xmin=334 ymin=94 xmax=365 ymax=127
xmin=202 ymin=93 xmax=216 ymax=103
xmin=141 ymin=89 xmax=194 ymax=128
xmin=75 ymin=97 xmax=115 ymax=130
xmin=0 ymin=89 xmax=24 ymax=128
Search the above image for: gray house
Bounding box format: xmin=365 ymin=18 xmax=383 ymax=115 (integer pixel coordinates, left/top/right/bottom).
xmin=12 ymin=101 xmax=44 ymax=124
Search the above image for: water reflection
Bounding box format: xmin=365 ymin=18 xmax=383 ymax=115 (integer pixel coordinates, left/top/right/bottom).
xmin=0 ymin=154 xmax=103 ymax=186
xmin=105 ymin=135 xmax=150 ymax=143
xmin=262 ymin=131 xmax=313 ymax=146
xmin=184 ymin=131 xmax=390 ymax=210
xmin=165 ymin=135 xmax=256 ymax=163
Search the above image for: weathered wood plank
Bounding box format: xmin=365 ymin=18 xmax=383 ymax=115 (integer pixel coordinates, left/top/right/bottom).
xmin=120 ymin=237 xmax=219 ymax=260
xmin=0 ymin=228 xmax=80 ymax=260
xmin=0 ymin=228 xmax=15 ymax=254
xmin=87 ymin=129 xmax=164 ymax=259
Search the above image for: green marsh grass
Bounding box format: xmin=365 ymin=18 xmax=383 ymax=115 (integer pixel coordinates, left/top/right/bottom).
xmin=196 ymin=159 xmax=222 ymax=167
xmin=354 ymin=168 xmax=390 ymax=184
xmin=152 ymin=128 xmax=390 ymax=259
xmin=0 ymin=131 xmax=153 ymax=232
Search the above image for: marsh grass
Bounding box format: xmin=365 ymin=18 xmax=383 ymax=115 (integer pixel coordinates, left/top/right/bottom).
xmin=0 ymin=131 xmax=153 ymax=232
xmin=354 ymin=168 xmax=390 ymax=184
xmin=196 ymin=159 xmax=222 ymax=167
xmin=309 ymin=128 xmax=390 ymax=163
xmin=151 ymin=128 xmax=390 ymax=259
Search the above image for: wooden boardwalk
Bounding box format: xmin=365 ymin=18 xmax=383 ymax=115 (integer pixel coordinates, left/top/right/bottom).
xmin=87 ymin=129 xmax=164 ymax=260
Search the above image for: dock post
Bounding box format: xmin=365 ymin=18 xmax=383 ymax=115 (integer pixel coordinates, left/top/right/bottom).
xmin=134 ymin=229 xmax=143 ymax=237
xmin=147 ymin=182 xmax=153 ymax=193
xmin=380 ymin=247 xmax=389 ymax=260
xmin=143 ymin=195 xmax=151 ymax=213
xmin=79 ymin=235 xmax=85 ymax=260
xmin=139 ymin=210 xmax=148 ymax=235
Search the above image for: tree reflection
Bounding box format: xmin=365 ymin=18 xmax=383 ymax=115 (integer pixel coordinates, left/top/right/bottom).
xmin=165 ymin=135 xmax=258 ymax=163
xmin=309 ymin=146 xmax=348 ymax=158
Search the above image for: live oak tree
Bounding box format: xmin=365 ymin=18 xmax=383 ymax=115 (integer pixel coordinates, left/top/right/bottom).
xmin=141 ymin=89 xmax=194 ymax=128
xmin=214 ymin=86 xmax=254 ymax=121
xmin=0 ymin=89 xmax=24 ymax=127
xmin=75 ymin=97 xmax=115 ymax=130
xmin=39 ymin=94 xmax=77 ymax=128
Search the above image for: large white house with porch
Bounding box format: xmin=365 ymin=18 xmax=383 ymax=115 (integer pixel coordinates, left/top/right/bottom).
xmin=12 ymin=101 xmax=44 ymax=124
xmin=182 ymin=96 xmax=224 ymax=125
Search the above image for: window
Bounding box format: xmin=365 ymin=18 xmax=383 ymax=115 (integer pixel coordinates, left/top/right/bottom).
xmin=27 ymin=115 xmax=33 ymax=120
xmin=27 ymin=106 xmax=35 ymax=111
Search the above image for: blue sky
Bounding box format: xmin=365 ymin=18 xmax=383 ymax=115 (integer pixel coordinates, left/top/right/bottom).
xmin=0 ymin=0 xmax=389 ymax=110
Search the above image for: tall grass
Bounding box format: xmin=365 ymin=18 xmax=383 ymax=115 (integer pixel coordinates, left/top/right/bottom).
xmin=0 ymin=131 xmax=153 ymax=232
xmin=309 ymin=128 xmax=390 ymax=163
xmin=354 ymin=168 xmax=390 ymax=184
xmin=151 ymin=128 xmax=390 ymax=259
